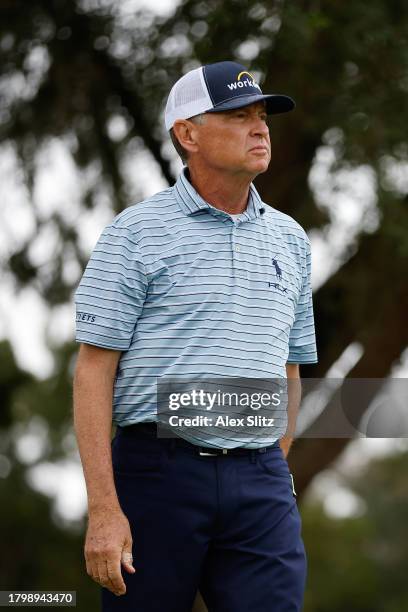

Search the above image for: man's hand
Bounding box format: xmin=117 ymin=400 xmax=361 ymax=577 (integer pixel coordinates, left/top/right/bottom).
xmin=84 ymin=507 xmax=135 ymax=596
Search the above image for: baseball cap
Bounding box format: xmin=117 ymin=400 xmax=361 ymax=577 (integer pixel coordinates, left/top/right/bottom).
xmin=165 ymin=60 xmax=295 ymax=131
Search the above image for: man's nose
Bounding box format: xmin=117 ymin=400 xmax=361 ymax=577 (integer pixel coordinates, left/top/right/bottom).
xmin=251 ymin=117 xmax=270 ymax=139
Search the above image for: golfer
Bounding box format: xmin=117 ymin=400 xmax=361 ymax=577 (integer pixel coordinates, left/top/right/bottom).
xmin=73 ymin=60 xmax=318 ymax=611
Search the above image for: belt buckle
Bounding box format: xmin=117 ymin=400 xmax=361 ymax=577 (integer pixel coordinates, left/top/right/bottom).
xmin=198 ymin=448 xmax=229 ymax=456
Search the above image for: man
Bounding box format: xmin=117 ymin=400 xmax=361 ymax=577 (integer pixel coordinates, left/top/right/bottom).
xmin=73 ymin=60 xmax=318 ymax=612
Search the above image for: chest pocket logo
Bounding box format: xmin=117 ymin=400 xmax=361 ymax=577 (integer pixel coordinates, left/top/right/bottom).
xmin=268 ymin=258 xmax=288 ymax=293
xmin=268 ymin=257 xmax=300 ymax=307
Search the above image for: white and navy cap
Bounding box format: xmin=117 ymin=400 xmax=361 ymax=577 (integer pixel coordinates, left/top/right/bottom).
xmin=165 ymin=60 xmax=295 ymax=131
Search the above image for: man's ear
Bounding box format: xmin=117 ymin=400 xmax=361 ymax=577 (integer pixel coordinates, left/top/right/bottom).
xmin=173 ymin=120 xmax=199 ymax=155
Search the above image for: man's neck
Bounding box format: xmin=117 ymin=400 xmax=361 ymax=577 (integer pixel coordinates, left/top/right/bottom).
xmin=186 ymin=165 xmax=255 ymax=215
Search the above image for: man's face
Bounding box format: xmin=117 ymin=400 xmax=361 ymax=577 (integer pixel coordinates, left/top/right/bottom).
xmin=192 ymin=101 xmax=271 ymax=177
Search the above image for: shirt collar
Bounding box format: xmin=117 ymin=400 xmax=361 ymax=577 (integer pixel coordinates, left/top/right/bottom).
xmin=174 ymin=167 xmax=265 ymax=222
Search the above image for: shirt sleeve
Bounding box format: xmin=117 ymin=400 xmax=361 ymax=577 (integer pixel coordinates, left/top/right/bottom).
xmin=74 ymin=222 xmax=148 ymax=351
xmin=287 ymin=237 xmax=318 ymax=364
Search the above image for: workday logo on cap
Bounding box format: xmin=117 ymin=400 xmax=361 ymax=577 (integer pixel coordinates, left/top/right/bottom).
xmin=227 ymin=71 xmax=262 ymax=92
xmin=165 ymin=60 xmax=295 ymax=131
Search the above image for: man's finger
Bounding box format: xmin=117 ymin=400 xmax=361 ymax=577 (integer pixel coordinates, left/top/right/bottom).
xmin=85 ymin=549 xmax=100 ymax=584
xmin=87 ymin=559 xmax=100 ymax=583
xmin=107 ymin=558 xmax=127 ymax=595
xmin=96 ymin=559 xmax=113 ymax=590
xmin=85 ymin=558 xmax=93 ymax=578
xmin=121 ymin=549 xmax=136 ymax=574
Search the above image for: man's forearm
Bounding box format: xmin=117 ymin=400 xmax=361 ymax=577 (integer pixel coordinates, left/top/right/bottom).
xmin=280 ymin=365 xmax=302 ymax=458
xmin=279 ymin=436 xmax=293 ymax=459
xmin=73 ymin=360 xmax=120 ymax=513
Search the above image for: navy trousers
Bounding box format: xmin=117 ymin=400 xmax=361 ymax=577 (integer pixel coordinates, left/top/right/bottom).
xmin=101 ymin=425 xmax=307 ymax=612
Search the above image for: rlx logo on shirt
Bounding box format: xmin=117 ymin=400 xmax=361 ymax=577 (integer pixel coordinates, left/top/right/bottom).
xmin=268 ymin=258 xmax=288 ymax=293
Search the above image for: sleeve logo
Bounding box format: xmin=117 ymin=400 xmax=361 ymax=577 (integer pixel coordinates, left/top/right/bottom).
xmin=76 ymin=311 xmax=96 ymax=323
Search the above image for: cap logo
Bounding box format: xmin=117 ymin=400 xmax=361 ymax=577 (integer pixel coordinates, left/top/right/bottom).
xmin=227 ymin=71 xmax=262 ymax=92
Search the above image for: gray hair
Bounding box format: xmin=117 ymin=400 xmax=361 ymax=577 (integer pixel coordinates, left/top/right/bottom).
xmin=169 ymin=113 xmax=206 ymax=164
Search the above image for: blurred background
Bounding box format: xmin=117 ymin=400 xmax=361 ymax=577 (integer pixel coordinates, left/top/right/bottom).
xmin=1 ymin=0 xmax=408 ymax=610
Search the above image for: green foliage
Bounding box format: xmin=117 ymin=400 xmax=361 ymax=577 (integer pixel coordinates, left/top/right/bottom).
xmin=0 ymin=342 xmax=34 ymax=428
xmin=0 ymin=462 xmax=98 ymax=610
xmin=302 ymin=451 xmax=408 ymax=611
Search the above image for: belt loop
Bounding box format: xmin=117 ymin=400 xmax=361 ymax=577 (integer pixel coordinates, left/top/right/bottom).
xmin=250 ymin=450 xmax=257 ymax=463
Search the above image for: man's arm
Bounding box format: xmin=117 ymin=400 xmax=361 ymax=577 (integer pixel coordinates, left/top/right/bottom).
xmin=279 ymin=364 xmax=301 ymax=459
xmin=73 ymin=343 xmax=135 ymax=597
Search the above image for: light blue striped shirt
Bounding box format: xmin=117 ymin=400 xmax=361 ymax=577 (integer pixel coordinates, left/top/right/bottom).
xmin=75 ymin=168 xmax=318 ymax=447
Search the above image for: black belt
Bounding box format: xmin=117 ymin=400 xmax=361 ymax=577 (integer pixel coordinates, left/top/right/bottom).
xmin=116 ymin=421 xmax=281 ymax=457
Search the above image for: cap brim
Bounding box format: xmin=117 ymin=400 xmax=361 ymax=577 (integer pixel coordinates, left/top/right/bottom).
xmin=205 ymin=93 xmax=295 ymax=115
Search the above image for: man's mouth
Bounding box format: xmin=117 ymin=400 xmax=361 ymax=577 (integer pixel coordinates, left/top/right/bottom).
xmin=249 ymin=146 xmax=269 ymax=153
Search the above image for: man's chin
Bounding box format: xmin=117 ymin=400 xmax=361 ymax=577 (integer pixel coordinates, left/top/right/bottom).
xmin=246 ymin=159 xmax=270 ymax=175
xmin=224 ymin=159 xmax=270 ymax=177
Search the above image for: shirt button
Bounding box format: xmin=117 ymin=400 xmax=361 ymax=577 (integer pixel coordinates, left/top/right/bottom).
xmin=235 ymin=245 xmax=240 ymax=252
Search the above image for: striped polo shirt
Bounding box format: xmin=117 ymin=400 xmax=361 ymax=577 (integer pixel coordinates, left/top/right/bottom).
xmin=75 ymin=167 xmax=318 ymax=447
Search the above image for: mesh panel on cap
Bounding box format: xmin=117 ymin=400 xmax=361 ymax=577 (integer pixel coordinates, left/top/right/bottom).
xmin=173 ymin=68 xmax=208 ymax=107
xmin=164 ymin=67 xmax=214 ymax=131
